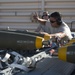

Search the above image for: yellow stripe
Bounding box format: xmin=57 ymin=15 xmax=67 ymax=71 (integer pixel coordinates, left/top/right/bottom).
xmin=35 ymin=36 xmax=44 ymax=49
xmin=44 ymin=34 xmax=50 ymax=40
xmin=65 ymin=39 xmax=75 ymax=46
xmin=65 ymin=43 xmax=72 ymax=46
xmin=58 ymin=46 xmax=67 ymax=61
xmin=69 ymin=39 xmax=75 ymax=43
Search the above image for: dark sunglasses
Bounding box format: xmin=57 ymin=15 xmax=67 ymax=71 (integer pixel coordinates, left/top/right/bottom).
xmin=50 ymin=20 xmax=56 ymax=23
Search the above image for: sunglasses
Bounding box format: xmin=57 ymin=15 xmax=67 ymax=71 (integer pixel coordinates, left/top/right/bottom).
xmin=50 ymin=20 xmax=56 ymax=23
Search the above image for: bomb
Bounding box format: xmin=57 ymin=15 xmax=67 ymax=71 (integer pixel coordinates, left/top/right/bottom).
xmin=0 ymin=30 xmax=50 ymax=41
xmin=0 ymin=31 xmax=45 ymax=50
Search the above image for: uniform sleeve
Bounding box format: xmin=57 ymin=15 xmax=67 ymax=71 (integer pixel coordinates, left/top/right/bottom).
xmin=58 ymin=24 xmax=73 ymax=40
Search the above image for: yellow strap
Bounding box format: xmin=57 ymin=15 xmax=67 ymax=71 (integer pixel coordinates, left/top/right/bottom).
xmin=58 ymin=46 xmax=67 ymax=61
xmin=44 ymin=34 xmax=50 ymax=40
xmin=35 ymin=36 xmax=44 ymax=49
